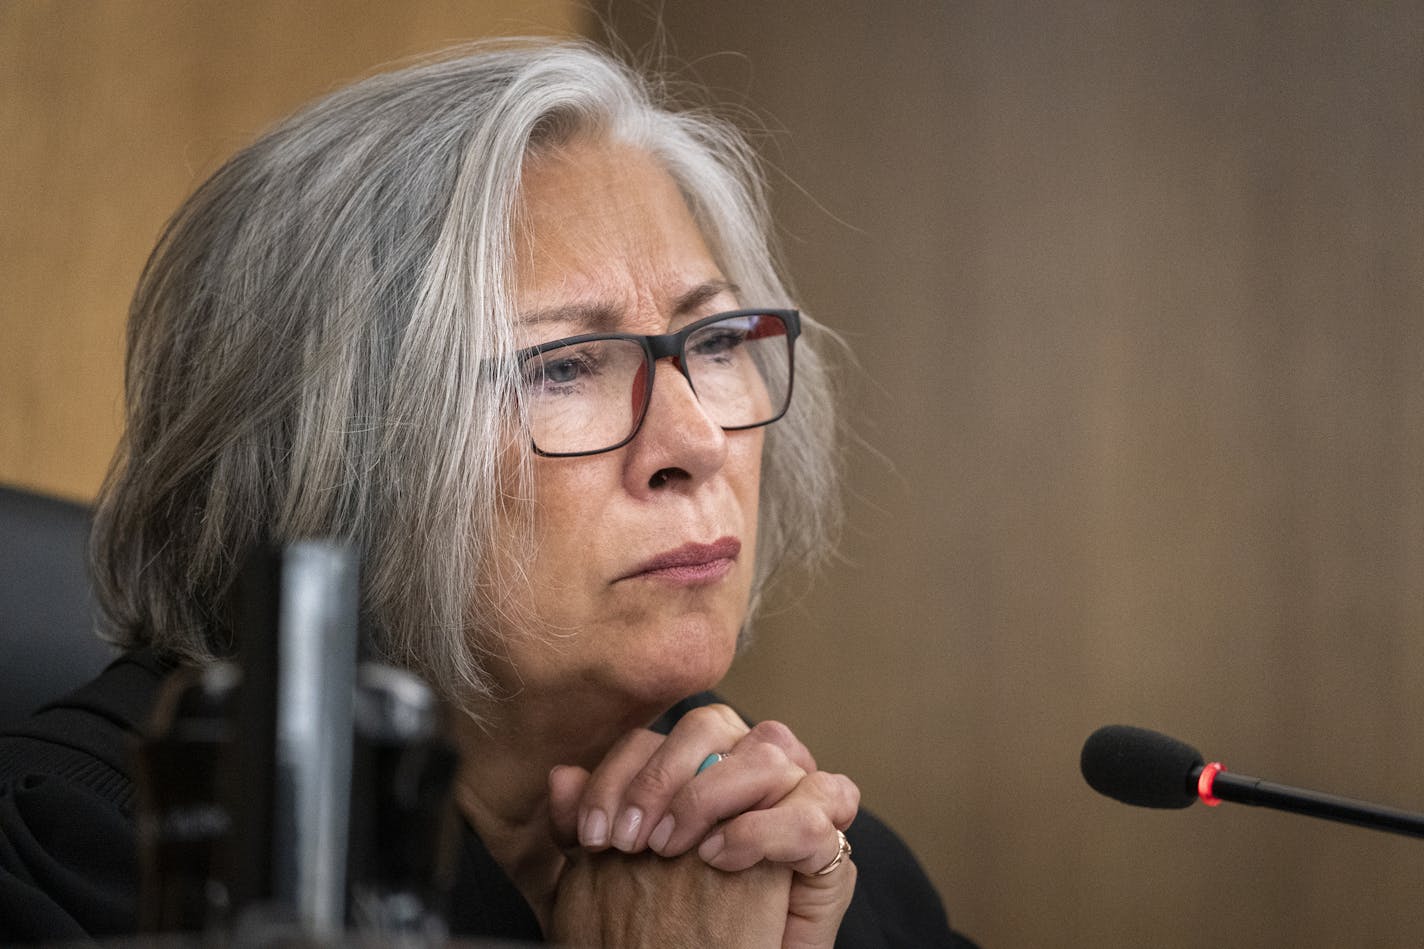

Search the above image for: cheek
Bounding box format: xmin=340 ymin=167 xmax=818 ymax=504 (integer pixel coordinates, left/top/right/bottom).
xmin=525 ymin=457 xmax=621 ymax=593
xmin=483 ymin=446 xmax=603 ymax=620
xmin=731 ymin=429 xmax=766 ymax=520
xmin=529 ymin=455 xmax=612 ymax=533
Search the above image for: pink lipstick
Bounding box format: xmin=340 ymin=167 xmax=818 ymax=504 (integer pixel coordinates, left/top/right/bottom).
xmin=622 ymin=537 xmax=742 ymax=585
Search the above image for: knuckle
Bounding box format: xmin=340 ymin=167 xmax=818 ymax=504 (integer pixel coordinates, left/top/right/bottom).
xmin=626 ymin=761 xmax=677 ymax=802
xmin=710 ymin=703 xmax=747 ymax=730
xmin=743 ymin=737 xmax=791 ymax=771
xmin=791 ymin=775 xmax=854 ymax=832
xmin=804 ymin=770 xmax=860 ymax=812
xmin=748 ymin=718 xmax=797 ymax=750
xmin=669 ymin=779 xmax=711 ymax=821
xmin=680 ymin=704 xmax=745 ymax=741
xmin=803 ymin=771 xmax=846 ymax=809
xmin=803 ymin=769 xmax=839 ymax=794
xmin=788 ymin=801 xmax=830 ymax=839
xmin=744 ymin=719 xmax=816 ymax=772
xmin=839 ymin=774 xmax=862 ymax=811
xmin=719 ymin=809 xmax=768 ymax=848
xmin=682 ymin=705 xmax=721 ymax=727
xmin=581 ymin=766 xmax=619 ymax=801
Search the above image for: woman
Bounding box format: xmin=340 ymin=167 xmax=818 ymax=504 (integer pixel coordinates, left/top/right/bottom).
xmin=0 ymin=40 xmax=973 ymax=946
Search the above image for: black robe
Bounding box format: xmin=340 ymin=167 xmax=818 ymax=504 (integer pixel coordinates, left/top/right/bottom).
xmin=0 ymin=651 xmax=977 ymax=947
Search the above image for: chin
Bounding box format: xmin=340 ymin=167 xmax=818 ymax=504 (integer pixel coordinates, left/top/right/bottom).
xmin=616 ymin=615 xmax=739 ymax=708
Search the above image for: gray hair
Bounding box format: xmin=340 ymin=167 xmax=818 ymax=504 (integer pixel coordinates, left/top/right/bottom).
xmin=91 ymin=39 xmax=841 ymax=708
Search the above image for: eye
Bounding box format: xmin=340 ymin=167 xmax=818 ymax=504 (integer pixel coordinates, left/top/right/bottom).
xmin=523 ymin=348 xmax=598 ymax=392
xmin=689 ymin=324 xmax=749 ymax=360
xmin=542 ymin=355 xmax=585 ymax=385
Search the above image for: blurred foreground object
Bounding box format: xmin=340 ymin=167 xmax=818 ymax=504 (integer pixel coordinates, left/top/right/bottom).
xmin=134 ymin=543 xmax=457 ymax=943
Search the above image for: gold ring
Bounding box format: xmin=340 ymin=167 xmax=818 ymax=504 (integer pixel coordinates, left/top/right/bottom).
xmin=808 ymin=829 xmax=852 ymax=876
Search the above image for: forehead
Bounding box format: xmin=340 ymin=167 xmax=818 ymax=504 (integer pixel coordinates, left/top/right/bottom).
xmin=511 ymin=138 xmax=728 ymax=330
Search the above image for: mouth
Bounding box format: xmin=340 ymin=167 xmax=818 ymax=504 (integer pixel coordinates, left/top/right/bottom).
xmin=620 ymin=536 xmax=742 ymax=585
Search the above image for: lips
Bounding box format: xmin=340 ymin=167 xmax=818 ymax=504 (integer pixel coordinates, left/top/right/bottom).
xmin=621 ymin=537 xmax=742 ymax=584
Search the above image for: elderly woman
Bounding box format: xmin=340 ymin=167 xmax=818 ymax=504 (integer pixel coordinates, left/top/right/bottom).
xmin=0 ymin=41 xmax=974 ymax=947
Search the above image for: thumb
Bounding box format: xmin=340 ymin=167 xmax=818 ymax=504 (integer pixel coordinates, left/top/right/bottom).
xmin=548 ymin=764 xmax=592 ymax=848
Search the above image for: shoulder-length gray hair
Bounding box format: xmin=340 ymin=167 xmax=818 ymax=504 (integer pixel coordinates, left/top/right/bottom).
xmin=92 ymin=39 xmax=840 ymax=708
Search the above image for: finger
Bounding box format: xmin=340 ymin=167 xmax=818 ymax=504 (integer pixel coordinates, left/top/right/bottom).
xmin=785 ymin=856 xmax=858 ymax=949
xmin=695 ymin=771 xmax=860 ymax=874
xmin=649 ymin=734 xmax=810 ymax=856
xmin=548 ymin=764 xmax=591 ymax=848
xmin=574 ymin=728 xmax=664 ymax=850
xmin=727 ymin=718 xmax=817 ymax=775
xmin=613 ymin=704 xmax=750 ymax=852
xmin=645 ymin=718 xmax=819 ymax=856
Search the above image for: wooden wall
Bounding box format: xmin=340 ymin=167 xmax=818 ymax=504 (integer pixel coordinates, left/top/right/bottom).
xmin=0 ymin=0 xmax=584 ymax=501
xmin=604 ymin=4 xmax=1424 ymax=948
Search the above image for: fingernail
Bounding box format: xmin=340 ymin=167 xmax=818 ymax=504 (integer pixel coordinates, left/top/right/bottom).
xmin=582 ymin=808 xmax=609 ymax=848
xmin=648 ymin=814 xmax=675 ymax=853
xmin=611 ymin=806 xmax=642 ymax=852
xmin=697 ymin=831 xmax=726 ymax=865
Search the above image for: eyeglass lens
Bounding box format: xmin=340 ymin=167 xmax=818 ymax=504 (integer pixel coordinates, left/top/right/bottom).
xmin=521 ymin=312 xmax=793 ymax=456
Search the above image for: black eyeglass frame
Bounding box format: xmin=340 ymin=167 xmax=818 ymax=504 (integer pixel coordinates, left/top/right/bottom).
xmin=516 ymin=308 xmax=801 ymax=458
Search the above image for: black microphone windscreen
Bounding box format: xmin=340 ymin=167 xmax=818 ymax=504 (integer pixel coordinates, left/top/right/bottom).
xmin=1081 ymin=725 xmax=1204 ymax=809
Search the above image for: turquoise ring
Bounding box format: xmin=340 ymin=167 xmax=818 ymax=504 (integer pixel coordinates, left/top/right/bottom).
xmin=696 ymin=752 xmax=727 ymax=775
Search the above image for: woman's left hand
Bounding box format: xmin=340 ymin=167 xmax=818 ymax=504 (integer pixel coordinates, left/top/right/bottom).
xmin=548 ymin=704 xmax=860 ymax=948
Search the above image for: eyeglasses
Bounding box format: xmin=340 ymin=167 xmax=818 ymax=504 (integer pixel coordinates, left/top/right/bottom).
xmin=515 ymin=308 xmax=800 ymax=457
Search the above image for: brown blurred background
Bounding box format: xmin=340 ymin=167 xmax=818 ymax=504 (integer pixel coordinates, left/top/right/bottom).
xmin=5 ymin=2 xmax=1423 ymax=946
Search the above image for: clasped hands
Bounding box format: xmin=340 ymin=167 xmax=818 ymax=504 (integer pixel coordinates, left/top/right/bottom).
xmin=547 ymin=704 xmax=861 ymax=948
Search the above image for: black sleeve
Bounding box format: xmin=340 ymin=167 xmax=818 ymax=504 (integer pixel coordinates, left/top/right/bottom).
xmin=0 ymin=741 xmax=140 ymax=943
xmin=837 ymin=809 xmax=979 ymax=949
xmin=0 ymin=651 xmax=164 ymax=944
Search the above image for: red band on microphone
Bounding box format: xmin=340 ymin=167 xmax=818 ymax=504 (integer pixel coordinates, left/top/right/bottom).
xmin=1198 ymin=761 xmax=1225 ymax=806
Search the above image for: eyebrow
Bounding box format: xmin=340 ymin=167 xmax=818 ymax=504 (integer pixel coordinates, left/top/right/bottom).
xmin=517 ymin=279 xmax=741 ymax=332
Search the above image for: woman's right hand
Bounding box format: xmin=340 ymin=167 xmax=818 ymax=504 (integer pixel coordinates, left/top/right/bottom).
xmin=550 ymin=846 xmax=793 ymax=947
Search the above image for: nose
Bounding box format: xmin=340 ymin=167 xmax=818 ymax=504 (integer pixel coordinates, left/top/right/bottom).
xmin=622 ymin=355 xmax=728 ymax=493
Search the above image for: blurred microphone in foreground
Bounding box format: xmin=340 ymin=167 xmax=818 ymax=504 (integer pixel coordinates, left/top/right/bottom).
xmin=133 ymin=543 xmax=457 ymax=942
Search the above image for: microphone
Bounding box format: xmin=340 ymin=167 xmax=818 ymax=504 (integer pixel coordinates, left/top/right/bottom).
xmin=1081 ymin=724 xmax=1424 ymax=839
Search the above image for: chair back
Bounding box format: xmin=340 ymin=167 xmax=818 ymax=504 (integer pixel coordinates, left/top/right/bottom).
xmin=0 ymin=484 xmax=119 ymax=728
